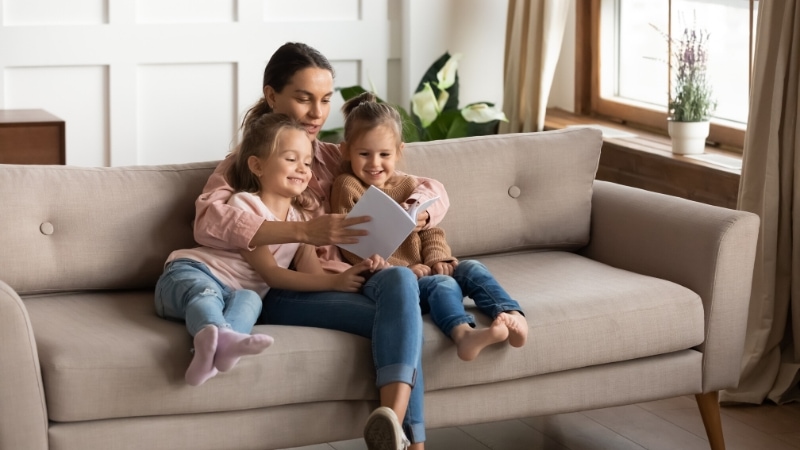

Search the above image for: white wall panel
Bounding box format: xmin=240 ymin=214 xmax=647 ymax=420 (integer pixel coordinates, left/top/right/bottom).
xmin=4 ymin=65 xmax=108 ymax=166
xmin=0 ymin=0 xmax=508 ymax=167
xmin=263 ymin=0 xmax=359 ymax=21
xmin=2 ymin=0 xmax=106 ymax=26
xmin=137 ymin=0 xmax=235 ymax=24
xmin=137 ymin=63 xmax=235 ymax=165
xmin=326 ymin=60 xmax=360 ymax=130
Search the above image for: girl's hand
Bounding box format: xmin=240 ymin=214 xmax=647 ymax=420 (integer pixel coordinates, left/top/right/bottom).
xmin=414 ymin=211 xmax=430 ymax=232
xmin=304 ymin=214 xmax=370 ymax=246
xmin=409 ymin=264 xmax=431 ymax=279
xmin=331 ymin=260 xmax=372 ymax=292
xmin=431 ymin=260 xmax=458 ymax=276
xmin=366 ymin=254 xmax=391 ymax=271
xmin=403 ymin=199 xmax=430 ymax=232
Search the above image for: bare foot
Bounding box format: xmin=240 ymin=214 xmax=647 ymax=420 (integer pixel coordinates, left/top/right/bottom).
xmin=185 ymin=325 xmax=219 ymax=386
xmin=214 ymin=328 xmax=274 ymax=372
xmin=499 ymin=311 xmax=528 ymax=348
xmin=452 ymin=319 xmax=509 ymax=362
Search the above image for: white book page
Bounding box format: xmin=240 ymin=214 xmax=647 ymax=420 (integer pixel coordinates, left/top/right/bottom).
xmin=338 ymin=185 xmax=439 ymax=260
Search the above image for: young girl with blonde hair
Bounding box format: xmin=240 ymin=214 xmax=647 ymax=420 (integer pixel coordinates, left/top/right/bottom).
xmin=155 ymin=113 xmax=373 ymax=387
xmin=331 ymin=92 xmax=529 ymax=362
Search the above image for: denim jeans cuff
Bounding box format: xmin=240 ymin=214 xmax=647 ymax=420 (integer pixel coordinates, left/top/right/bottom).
xmin=442 ymin=315 xmax=476 ymax=337
xmin=405 ymin=421 xmax=426 ymax=444
xmin=375 ymin=363 xmax=416 ymax=388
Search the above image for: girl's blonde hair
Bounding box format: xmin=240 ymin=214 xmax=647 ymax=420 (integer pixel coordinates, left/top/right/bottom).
xmin=341 ymin=91 xmax=403 ymax=146
xmin=228 ymin=113 xmax=319 ymax=213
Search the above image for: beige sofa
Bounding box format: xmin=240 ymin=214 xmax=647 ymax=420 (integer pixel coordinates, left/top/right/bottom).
xmin=0 ymin=128 xmax=758 ymax=450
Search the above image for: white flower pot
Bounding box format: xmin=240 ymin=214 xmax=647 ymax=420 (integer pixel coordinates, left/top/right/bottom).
xmin=667 ymin=120 xmax=710 ymax=155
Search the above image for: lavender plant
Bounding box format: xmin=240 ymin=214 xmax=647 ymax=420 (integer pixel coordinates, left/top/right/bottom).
xmin=668 ymin=25 xmax=717 ymax=122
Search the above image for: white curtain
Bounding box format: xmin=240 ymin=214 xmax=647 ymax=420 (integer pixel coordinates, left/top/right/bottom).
xmin=722 ymin=0 xmax=800 ymax=405
xmin=499 ymin=0 xmax=570 ymax=133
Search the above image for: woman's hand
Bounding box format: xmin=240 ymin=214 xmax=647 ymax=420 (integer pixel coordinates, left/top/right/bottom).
xmin=331 ymin=260 xmax=372 ymax=292
xmin=431 ymin=260 xmax=458 ymax=276
xmin=302 ymin=214 xmax=370 ymax=246
xmin=409 ymin=264 xmax=431 ymax=279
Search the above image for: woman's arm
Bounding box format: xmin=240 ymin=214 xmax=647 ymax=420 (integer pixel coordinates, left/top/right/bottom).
xmin=194 ymin=156 xmax=369 ymax=250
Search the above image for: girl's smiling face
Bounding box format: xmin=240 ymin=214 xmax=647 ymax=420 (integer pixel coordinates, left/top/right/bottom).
xmin=344 ymin=125 xmax=404 ymax=189
xmin=254 ymin=128 xmax=314 ymax=199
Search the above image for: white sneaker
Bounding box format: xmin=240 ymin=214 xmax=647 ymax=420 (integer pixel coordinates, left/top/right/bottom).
xmin=363 ymin=406 xmax=411 ymax=450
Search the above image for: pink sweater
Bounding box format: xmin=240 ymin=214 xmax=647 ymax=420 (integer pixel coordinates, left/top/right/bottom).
xmin=168 ymin=192 xmax=302 ymax=297
xmin=194 ymin=140 xmax=450 ymax=273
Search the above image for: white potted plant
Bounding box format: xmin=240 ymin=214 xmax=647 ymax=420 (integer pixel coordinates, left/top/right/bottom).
xmin=666 ymin=24 xmax=717 ymax=155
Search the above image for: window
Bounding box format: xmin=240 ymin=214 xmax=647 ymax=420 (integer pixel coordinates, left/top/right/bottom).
xmin=577 ymin=0 xmax=757 ymax=152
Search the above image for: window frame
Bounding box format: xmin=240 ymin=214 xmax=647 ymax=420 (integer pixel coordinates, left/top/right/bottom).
xmin=574 ymin=0 xmax=756 ymax=152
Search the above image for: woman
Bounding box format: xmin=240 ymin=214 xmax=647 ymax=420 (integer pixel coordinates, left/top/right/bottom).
xmin=193 ymin=42 xmax=449 ymax=450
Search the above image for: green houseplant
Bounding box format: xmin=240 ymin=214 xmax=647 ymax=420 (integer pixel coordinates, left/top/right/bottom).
xmin=320 ymin=52 xmax=507 ymax=143
xmin=665 ymin=23 xmax=717 ymax=154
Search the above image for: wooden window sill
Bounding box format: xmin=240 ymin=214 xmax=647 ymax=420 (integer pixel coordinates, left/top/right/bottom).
xmin=544 ymin=108 xmax=741 ymax=209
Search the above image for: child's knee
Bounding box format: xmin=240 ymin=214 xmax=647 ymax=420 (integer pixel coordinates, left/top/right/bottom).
xmin=431 ymin=274 xmax=459 ymax=291
xmin=232 ymin=290 xmax=263 ymax=312
xmin=456 ymin=259 xmax=483 ymax=274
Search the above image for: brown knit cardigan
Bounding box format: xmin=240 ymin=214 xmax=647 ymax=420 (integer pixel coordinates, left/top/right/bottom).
xmin=330 ymin=173 xmax=456 ymax=268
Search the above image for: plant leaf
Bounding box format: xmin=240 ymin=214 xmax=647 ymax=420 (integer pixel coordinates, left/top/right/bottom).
xmin=338 ymin=85 xmax=369 ymax=102
xmin=414 ymin=52 xmax=460 ymax=112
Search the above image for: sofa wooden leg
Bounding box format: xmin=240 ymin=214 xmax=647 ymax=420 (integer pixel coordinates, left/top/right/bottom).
xmin=695 ymin=391 xmax=725 ymax=450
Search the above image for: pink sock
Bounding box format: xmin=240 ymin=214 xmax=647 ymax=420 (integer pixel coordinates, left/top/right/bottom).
xmin=185 ymin=325 xmax=219 ymax=386
xmin=213 ymin=328 xmax=274 ymax=372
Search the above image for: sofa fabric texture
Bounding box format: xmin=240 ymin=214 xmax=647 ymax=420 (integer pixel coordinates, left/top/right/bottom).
xmin=0 ymin=128 xmax=759 ymax=450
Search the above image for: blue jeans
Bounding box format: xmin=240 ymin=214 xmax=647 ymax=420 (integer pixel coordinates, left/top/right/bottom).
xmin=262 ymin=266 xmax=426 ymax=443
xmin=154 ymin=259 xmax=263 ymax=336
xmin=419 ymin=260 xmax=523 ymax=337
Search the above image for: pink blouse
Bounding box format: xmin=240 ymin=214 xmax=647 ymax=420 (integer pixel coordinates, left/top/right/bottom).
xmin=194 ymin=140 xmax=450 ymax=273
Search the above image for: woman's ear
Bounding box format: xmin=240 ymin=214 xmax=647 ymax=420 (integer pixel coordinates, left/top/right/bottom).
xmin=247 ymin=155 xmax=262 ymax=177
xmin=263 ymin=85 xmax=276 ymax=109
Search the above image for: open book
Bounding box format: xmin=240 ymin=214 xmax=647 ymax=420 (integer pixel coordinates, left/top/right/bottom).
xmin=338 ymin=185 xmax=439 ymax=260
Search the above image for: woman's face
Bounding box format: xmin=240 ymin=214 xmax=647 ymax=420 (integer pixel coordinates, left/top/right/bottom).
xmin=264 ymin=67 xmax=334 ymax=140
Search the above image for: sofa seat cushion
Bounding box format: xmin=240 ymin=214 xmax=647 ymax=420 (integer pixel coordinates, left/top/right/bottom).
xmin=25 ymin=252 xmax=704 ymax=423
xmin=25 ymin=292 xmax=377 ymax=422
xmin=420 ymin=251 xmax=706 ymax=391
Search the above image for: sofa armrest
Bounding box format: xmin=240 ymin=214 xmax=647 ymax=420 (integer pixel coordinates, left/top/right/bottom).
xmin=580 ymin=181 xmax=759 ymax=392
xmin=0 ymin=280 xmax=48 ymax=450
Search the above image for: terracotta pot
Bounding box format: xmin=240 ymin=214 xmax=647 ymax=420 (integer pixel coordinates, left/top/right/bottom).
xmin=667 ymin=120 xmax=710 ymax=155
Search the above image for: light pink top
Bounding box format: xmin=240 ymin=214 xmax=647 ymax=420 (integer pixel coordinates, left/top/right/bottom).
xmin=194 ymin=140 xmax=450 ymax=273
xmin=169 ymin=192 xmax=302 ymax=297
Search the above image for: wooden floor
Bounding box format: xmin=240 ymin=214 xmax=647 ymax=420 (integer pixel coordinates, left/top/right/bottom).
xmin=284 ymin=396 xmax=800 ymax=450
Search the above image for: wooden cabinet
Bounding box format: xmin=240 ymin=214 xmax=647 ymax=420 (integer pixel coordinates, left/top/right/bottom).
xmin=0 ymin=109 xmax=65 ymax=165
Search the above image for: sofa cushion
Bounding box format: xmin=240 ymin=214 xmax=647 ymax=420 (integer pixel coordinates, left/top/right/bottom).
xmin=25 ymin=252 xmax=703 ymax=423
xmin=402 ymin=128 xmax=602 ymax=257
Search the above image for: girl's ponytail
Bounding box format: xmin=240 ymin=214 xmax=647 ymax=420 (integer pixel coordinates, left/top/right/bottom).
xmin=342 ymin=91 xmax=378 ymax=119
xmin=240 ymin=98 xmax=272 ymax=132
xmin=341 ymin=91 xmax=402 ymax=144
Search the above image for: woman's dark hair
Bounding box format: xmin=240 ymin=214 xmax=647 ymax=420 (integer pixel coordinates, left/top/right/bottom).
xmin=341 ymin=91 xmax=403 ymax=145
xmin=228 ymin=113 xmax=318 ymax=214
xmin=241 ymin=42 xmax=334 ymax=132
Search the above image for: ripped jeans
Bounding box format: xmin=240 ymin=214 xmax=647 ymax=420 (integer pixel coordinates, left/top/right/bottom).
xmin=154 ymin=258 xmax=263 ymax=336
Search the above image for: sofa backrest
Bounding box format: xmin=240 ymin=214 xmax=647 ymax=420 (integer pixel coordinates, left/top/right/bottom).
xmin=0 ymin=128 xmax=601 ymax=295
xmin=0 ymin=162 xmax=217 ymax=295
xmin=403 ymin=128 xmax=602 ymax=258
